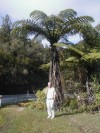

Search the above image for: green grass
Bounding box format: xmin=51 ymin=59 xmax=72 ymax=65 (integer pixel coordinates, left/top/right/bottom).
xmin=0 ymin=105 xmax=100 ymax=133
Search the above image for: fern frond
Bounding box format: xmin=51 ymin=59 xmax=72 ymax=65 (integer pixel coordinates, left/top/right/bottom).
xmin=65 ymin=56 xmax=79 ymax=62
xmin=82 ymin=53 xmax=100 ymax=61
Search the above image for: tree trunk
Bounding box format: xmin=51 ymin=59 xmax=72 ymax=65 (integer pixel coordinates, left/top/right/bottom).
xmin=85 ymin=70 xmax=95 ymax=105
xmin=49 ymin=46 xmax=63 ymax=105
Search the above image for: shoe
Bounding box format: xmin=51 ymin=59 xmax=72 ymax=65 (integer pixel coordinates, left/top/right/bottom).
xmin=51 ymin=116 xmax=55 ymax=119
xmin=47 ymin=116 xmax=51 ymax=118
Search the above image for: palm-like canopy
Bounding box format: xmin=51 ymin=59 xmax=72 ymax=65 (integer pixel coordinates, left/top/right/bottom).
xmin=13 ymin=9 xmax=94 ymax=103
xmin=14 ymin=9 xmax=94 ymax=45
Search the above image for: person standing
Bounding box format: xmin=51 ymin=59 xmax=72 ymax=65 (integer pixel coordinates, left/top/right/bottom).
xmin=46 ymin=82 xmax=56 ymax=119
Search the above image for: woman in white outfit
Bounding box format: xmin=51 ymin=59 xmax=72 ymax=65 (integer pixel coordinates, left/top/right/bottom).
xmin=46 ymin=82 xmax=56 ymax=119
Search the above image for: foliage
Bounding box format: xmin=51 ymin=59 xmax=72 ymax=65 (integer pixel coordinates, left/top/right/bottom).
xmin=0 ymin=15 xmax=49 ymax=94
xmin=81 ymin=25 xmax=100 ymax=47
xmin=40 ymin=63 xmax=50 ymax=71
xmin=82 ymin=53 xmax=100 ymax=62
xmin=18 ymin=101 xmax=32 ymax=107
xmin=95 ymin=93 xmax=100 ymax=105
xmin=95 ymin=23 xmax=100 ymax=33
xmin=36 ymin=90 xmax=46 ymax=101
xmin=18 ymin=89 xmax=47 ymax=110
xmin=90 ymin=81 xmax=100 ymax=92
xmin=33 ymin=90 xmax=46 ymax=110
xmin=69 ymin=98 xmax=78 ymax=110
xmin=0 ymin=15 xmax=12 ymax=44
xmin=12 ymin=9 xmax=94 ymax=45
xmin=19 ymin=90 xmax=47 ymax=110
xmin=55 ymin=39 xmax=100 ymax=87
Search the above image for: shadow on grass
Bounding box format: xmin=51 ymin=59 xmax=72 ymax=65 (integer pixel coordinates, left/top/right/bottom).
xmin=55 ymin=110 xmax=87 ymax=118
xmin=55 ymin=112 xmax=68 ymax=118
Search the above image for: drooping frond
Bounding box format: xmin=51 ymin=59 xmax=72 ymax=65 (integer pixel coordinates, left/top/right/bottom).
xmin=30 ymin=10 xmax=47 ymax=25
xmin=54 ymin=43 xmax=84 ymax=58
xmin=59 ymin=15 xmax=94 ymax=38
xmin=11 ymin=19 xmax=50 ymax=41
xmin=40 ymin=63 xmax=50 ymax=71
xmin=67 ymin=45 xmax=84 ymax=58
xmin=58 ymin=9 xmax=77 ymax=21
xmin=54 ymin=43 xmax=70 ymax=47
xmin=82 ymin=53 xmax=100 ymax=61
xmin=12 ymin=9 xmax=95 ymax=45
xmin=65 ymin=56 xmax=79 ymax=62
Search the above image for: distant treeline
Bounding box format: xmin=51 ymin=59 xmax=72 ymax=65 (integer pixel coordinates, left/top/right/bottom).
xmin=0 ymin=15 xmax=49 ymax=94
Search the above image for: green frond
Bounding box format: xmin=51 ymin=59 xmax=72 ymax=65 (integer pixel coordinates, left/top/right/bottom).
xmin=77 ymin=16 xmax=94 ymax=24
xmin=67 ymin=45 xmax=84 ymax=56
xmin=54 ymin=43 xmax=84 ymax=57
xmin=12 ymin=19 xmax=50 ymax=41
xmin=40 ymin=63 xmax=50 ymax=71
xmin=58 ymin=9 xmax=77 ymax=20
xmin=82 ymin=53 xmax=100 ymax=61
xmin=60 ymin=61 xmax=70 ymax=70
xmin=12 ymin=9 xmax=95 ymax=46
xmin=30 ymin=10 xmax=47 ymax=22
xmin=65 ymin=56 xmax=79 ymax=62
xmin=54 ymin=43 xmax=69 ymax=48
xmin=57 ymin=15 xmax=94 ymax=38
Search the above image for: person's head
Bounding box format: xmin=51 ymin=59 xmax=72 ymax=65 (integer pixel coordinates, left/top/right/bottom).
xmin=48 ymin=82 xmax=52 ymax=88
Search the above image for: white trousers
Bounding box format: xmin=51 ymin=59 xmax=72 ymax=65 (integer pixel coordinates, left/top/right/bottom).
xmin=46 ymin=99 xmax=55 ymax=117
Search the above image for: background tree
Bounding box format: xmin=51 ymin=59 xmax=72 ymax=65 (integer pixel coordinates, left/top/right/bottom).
xmin=95 ymin=23 xmax=100 ymax=33
xmin=54 ymin=23 xmax=100 ymax=104
xmin=0 ymin=15 xmax=12 ymax=45
xmin=0 ymin=15 xmax=50 ymax=94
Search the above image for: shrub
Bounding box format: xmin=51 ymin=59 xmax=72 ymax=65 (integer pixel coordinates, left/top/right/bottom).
xmin=28 ymin=101 xmax=36 ymax=109
xmin=18 ymin=101 xmax=32 ymax=107
xmin=28 ymin=90 xmax=46 ymax=110
xmin=18 ymin=90 xmax=46 ymax=110
xmin=35 ymin=101 xmax=46 ymax=110
xmin=95 ymin=93 xmax=100 ymax=104
xmin=36 ymin=90 xmax=46 ymax=101
xmin=69 ymin=98 xmax=78 ymax=110
xmin=62 ymin=97 xmax=71 ymax=111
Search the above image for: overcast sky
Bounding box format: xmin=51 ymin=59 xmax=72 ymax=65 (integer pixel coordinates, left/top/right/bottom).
xmin=0 ymin=0 xmax=100 ymax=43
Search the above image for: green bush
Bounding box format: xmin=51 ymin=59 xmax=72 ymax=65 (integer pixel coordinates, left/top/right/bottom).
xmin=62 ymin=97 xmax=71 ymax=111
xmin=29 ymin=90 xmax=46 ymax=110
xmin=36 ymin=90 xmax=46 ymax=101
xmin=96 ymin=93 xmax=100 ymax=103
xmin=18 ymin=101 xmax=32 ymax=107
xmin=69 ymin=98 xmax=78 ymax=110
xmin=28 ymin=101 xmax=36 ymax=109
xmin=35 ymin=101 xmax=46 ymax=110
xmin=18 ymin=90 xmax=46 ymax=110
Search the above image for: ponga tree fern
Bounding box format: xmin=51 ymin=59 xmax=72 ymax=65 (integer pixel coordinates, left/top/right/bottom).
xmin=12 ymin=9 xmax=94 ymax=103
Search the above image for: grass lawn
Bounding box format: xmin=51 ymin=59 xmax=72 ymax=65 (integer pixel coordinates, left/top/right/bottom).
xmin=0 ymin=105 xmax=100 ymax=133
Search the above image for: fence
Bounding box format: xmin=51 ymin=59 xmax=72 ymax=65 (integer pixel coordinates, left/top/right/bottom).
xmin=0 ymin=94 xmax=37 ymax=107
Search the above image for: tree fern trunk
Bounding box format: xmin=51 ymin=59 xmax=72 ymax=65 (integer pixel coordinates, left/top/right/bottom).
xmin=86 ymin=70 xmax=95 ymax=105
xmin=49 ymin=46 xmax=63 ymax=104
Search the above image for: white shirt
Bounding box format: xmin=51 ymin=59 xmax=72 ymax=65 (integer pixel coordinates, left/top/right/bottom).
xmin=47 ymin=87 xmax=56 ymax=99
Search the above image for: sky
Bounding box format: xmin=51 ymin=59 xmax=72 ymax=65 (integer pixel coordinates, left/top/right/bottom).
xmin=0 ymin=0 xmax=100 ymax=44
